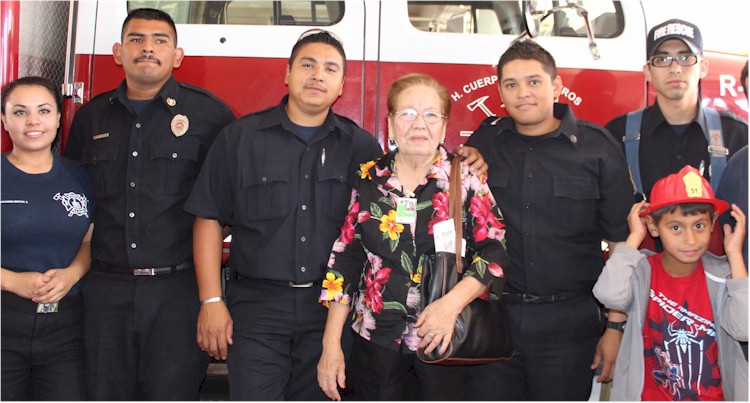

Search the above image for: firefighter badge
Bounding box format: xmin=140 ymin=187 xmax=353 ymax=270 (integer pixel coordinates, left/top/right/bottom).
xmin=53 ymin=192 xmax=89 ymax=218
xmin=171 ymin=114 xmax=189 ymax=137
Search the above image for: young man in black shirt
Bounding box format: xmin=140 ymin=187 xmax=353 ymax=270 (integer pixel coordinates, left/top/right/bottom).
xmin=464 ymin=39 xmax=633 ymax=400
xmin=605 ymin=19 xmax=747 ymax=256
xmin=64 ymin=8 xmax=235 ymax=400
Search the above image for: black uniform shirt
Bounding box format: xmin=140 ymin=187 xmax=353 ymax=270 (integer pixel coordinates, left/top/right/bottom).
xmin=605 ymin=102 xmax=748 ymax=199
xmin=64 ymin=76 xmax=235 ymax=268
xmin=184 ymin=96 xmax=383 ymax=284
xmin=466 ymin=103 xmax=632 ymax=295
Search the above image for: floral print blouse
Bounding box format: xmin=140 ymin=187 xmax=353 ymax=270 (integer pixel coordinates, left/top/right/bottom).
xmin=320 ymin=146 xmax=509 ymax=353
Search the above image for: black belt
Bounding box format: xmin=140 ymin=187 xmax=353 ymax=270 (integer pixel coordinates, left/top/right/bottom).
xmin=94 ymin=260 xmax=194 ymax=276
xmin=503 ymin=290 xmax=588 ymax=304
xmin=235 ymin=273 xmax=318 ymax=288
xmin=1 ymin=290 xmax=80 ymax=312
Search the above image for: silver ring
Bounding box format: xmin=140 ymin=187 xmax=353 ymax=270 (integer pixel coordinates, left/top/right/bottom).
xmin=426 ymin=333 xmax=434 ymax=338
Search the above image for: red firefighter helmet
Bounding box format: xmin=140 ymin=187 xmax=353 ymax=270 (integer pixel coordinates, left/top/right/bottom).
xmin=641 ymin=165 xmax=729 ymax=217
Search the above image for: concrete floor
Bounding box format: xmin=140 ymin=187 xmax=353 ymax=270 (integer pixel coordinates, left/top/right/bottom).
xmin=198 ymin=362 xmax=610 ymax=401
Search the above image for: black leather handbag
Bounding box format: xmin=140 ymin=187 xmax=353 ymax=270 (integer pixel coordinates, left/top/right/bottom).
xmin=416 ymin=157 xmax=514 ymax=365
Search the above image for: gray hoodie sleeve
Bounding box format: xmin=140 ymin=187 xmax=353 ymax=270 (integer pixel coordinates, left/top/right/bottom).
xmin=722 ymin=277 xmax=749 ymax=342
xmin=593 ymin=245 xmax=644 ymax=312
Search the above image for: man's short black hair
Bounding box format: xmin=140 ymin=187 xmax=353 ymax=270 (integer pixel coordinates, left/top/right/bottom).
xmin=741 ymin=60 xmax=748 ymax=96
xmin=497 ymin=39 xmax=557 ymax=81
xmin=289 ymin=30 xmax=346 ymax=75
xmin=122 ymin=8 xmax=178 ymax=45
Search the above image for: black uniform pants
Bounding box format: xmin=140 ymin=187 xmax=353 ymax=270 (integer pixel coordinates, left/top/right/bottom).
xmin=1 ymin=292 xmax=85 ymax=400
xmin=81 ymin=267 xmax=209 ymax=400
xmin=347 ymin=333 xmax=470 ymax=401
xmin=465 ymin=294 xmax=605 ymax=400
xmin=225 ymin=278 xmax=330 ymax=400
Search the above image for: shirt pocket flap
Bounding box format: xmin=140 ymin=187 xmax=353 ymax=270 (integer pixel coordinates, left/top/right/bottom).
xmin=553 ymin=176 xmax=600 ymax=200
xmin=316 ymin=159 xmax=348 ymax=184
xmin=240 ymin=160 xmax=291 ymax=188
xmin=316 ymin=158 xmax=351 ymax=220
xmin=150 ymin=140 xmax=200 ymax=162
xmin=487 ymin=169 xmax=510 ymax=189
xmin=81 ymin=138 xmax=118 ymax=164
xmin=239 ymin=158 xmax=291 ymax=221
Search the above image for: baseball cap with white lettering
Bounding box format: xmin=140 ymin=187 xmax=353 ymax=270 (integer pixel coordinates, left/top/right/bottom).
xmin=646 ymin=19 xmax=703 ymax=59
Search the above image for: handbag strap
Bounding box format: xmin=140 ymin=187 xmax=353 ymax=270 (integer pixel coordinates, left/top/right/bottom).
xmin=449 ymin=155 xmax=464 ymax=273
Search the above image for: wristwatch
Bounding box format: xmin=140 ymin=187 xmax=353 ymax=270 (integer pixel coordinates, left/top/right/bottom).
xmin=606 ymin=321 xmax=626 ymax=332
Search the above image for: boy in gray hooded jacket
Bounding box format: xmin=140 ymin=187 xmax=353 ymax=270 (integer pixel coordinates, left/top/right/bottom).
xmin=594 ymin=165 xmax=747 ymax=400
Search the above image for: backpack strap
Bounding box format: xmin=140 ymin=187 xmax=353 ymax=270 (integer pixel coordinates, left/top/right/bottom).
xmin=624 ymin=109 xmax=645 ymax=200
xmin=624 ymin=107 xmax=727 ymax=198
xmin=703 ymin=108 xmax=727 ymax=189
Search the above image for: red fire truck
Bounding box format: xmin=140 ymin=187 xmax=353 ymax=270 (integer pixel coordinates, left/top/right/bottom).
xmin=1 ymin=2 xmax=746 ymax=398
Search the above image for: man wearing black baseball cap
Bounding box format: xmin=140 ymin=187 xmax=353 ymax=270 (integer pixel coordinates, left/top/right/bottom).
xmin=646 ymin=18 xmax=703 ymax=58
xmin=605 ymin=18 xmax=747 ymax=250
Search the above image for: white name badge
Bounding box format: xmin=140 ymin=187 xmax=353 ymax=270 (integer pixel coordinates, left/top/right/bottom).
xmin=433 ymin=218 xmax=466 ymax=257
xmin=396 ymin=197 xmax=417 ymax=224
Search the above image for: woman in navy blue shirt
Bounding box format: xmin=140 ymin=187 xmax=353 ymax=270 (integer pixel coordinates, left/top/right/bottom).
xmin=1 ymin=76 xmax=94 ymax=400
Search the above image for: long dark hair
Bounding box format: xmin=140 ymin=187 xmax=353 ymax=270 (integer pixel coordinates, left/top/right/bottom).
xmin=1 ymin=76 xmax=63 ymax=153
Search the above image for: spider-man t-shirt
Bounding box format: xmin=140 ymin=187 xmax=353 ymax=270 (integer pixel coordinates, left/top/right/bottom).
xmin=641 ymin=254 xmax=723 ymax=401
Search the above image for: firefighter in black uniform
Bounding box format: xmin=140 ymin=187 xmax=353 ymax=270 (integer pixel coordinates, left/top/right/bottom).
xmin=185 ymin=30 xmax=382 ymax=400
xmin=464 ymin=40 xmax=633 ymax=400
xmin=63 ymin=8 xmax=235 ymax=400
xmin=606 ymin=19 xmax=747 ymax=203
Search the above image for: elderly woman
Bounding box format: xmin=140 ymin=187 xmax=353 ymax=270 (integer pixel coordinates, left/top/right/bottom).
xmin=1 ymin=76 xmax=94 ymax=400
xmin=317 ymin=73 xmax=509 ymax=400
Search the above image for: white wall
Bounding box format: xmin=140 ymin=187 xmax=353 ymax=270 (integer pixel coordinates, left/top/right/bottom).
xmin=641 ymin=0 xmax=749 ymax=55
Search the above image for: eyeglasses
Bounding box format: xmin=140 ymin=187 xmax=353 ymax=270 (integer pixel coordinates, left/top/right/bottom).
xmin=648 ymin=54 xmax=699 ymax=68
xmin=297 ymin=29 xmax=344 ymax=47
xmin=392 ymin=108 xmax=447 ymax=124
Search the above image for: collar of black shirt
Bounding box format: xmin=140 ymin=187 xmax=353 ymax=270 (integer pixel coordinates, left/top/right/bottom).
xmin=111 ymin=76 xmax=181 ymax=115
